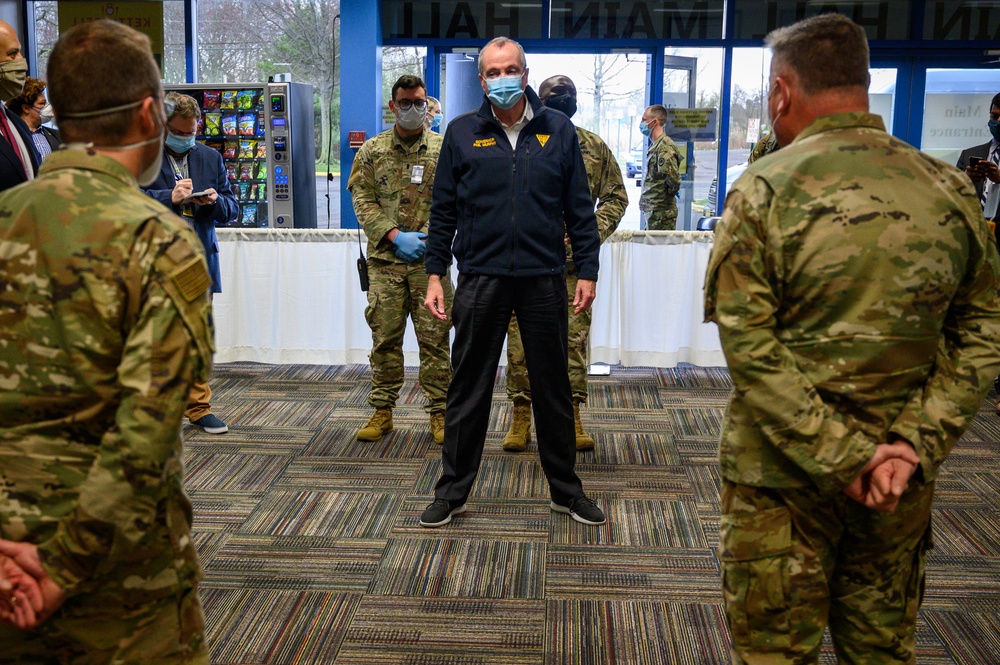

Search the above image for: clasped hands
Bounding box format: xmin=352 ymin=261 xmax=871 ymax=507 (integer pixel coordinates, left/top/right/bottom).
xmin=0 ymin=540 xmax=65 ymax=631
xmin=390 ymin=230 xmax=426 ymax=262
xmin=842 ymin=439 xmax=920 ymax=513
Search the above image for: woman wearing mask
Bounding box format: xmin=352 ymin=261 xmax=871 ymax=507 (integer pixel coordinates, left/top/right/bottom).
xmin=7 ymin=77 xmax=60 ymax=159
xmin=425 ymin=96 xmax=443 ymax=132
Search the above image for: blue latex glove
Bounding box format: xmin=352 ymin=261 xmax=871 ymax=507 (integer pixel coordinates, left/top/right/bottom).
xmin=391 ymin=231 xmax=427 ymax=262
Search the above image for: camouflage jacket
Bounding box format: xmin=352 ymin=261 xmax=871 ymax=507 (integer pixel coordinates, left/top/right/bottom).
xmin=0 ymin=148 xmax=213 ymax=602
xmin=705 ymin=113 xmax=1000 ymax=493
xmin=639 ymin=133 xmax=682 ymax=215
xmin=348 ymin=127 xmax=443 ymax=263
xmin=748 ymin=132 xmax=780 ymax=164
xmin=566 ymin=127 xmax=628 ymax=268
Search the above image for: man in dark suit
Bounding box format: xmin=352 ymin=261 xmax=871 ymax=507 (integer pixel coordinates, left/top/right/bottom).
xmin=0 ymin=20 xmax=39 ymax=192
xmin=956 ymin=91 xmax=1000 ymax=215
xmin=143 ymin=91 xmax=239 ymax=435
xmin=957 ymin=91 xmax=1000 ymax=416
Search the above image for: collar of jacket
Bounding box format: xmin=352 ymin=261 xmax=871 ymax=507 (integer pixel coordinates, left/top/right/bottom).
xmin=38 ymin=145 xmax=138 ymax=188
xmin=391 ymin=126 xmax=430 ymax=153
xmin=475 ymin=85 xmax=545 ymax=130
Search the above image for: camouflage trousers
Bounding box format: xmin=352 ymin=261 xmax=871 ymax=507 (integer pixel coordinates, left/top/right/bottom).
xmin=643 ymin=208 xmax=678 ymax=231
xmin=0 ymin=586 xmax=207 ymax=664
xmin=365 ymin=259 xmax=453 ymax=413
xmin=719 ymin=479 xmax=934 ymax=665
xmin=506 ymin=271 xmax=590 ymax=403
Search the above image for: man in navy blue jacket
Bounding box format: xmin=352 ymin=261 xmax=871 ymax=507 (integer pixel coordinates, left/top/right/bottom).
xmin=143 ymin=92 xmax=238 ymax=435
xmin=420 ymin=37 xmax=606 ymax=528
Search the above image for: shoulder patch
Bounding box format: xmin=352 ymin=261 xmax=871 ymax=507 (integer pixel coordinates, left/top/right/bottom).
xmin=170 ymin=256 xmax=211 ymax=302
xmin=536 ymin=134 xmax=550 ymax=148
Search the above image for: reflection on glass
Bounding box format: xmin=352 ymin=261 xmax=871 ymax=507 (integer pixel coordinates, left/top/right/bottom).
xmin=921 ymin=69 xmax=1000 ymax=165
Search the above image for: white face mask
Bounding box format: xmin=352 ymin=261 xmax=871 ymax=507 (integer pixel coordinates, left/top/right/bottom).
xmin=38 ymin=103 xmax=54 ymax=124
xmin=395 ymin=104 xmax=426 ymax=131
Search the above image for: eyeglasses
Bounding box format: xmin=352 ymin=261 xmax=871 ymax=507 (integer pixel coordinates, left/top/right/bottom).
xmin=395 ymin=99 xmax=427 ymax=111
xmin=30 ymin=104 xmax=45 ymax=114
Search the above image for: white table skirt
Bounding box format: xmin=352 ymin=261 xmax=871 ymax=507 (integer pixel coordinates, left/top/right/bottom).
xmin=213 ymin=228 xmax=724 ymax=367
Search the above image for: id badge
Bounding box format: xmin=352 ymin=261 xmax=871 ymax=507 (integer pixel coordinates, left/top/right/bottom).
xmin=410 ymin=165 xmax=424 ymax=184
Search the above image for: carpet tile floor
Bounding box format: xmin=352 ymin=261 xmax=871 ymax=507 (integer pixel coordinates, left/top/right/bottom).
xmin=184 ymin=363 xmax=1000 ymax=664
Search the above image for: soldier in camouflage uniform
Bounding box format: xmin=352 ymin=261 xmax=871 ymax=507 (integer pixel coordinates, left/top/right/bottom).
xmin=747 ymin=131 xmax=780 ymax=164
xmin=504 ymin=75 xmax=627 ymax=453
xmin=705 ymin=14 xmax=1000 ymax=664
xmin=0 ymin=20 xmax=212 ymax=662
xmin=639 ymin=104 xmax=682 ymax=230
xmin=348 ymin=75 xmax=452 ymax=444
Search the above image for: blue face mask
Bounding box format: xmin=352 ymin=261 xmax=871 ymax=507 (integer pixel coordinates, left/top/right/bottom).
xmin=990 ymin=119 xmax=1000 ymax=143
xmin=166 ymin=132 xmax=195 ymax=154
xmin=431 ymin=113 xmax=443 ymax=129
xmin=639 ymin=121 xmax=651 ymax=137
xmin=486 ymin=74 xmax=524 ymax=110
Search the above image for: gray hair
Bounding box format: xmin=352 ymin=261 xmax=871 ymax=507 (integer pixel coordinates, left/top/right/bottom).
xmin=478 ymin=37 xmax=527 ymax=76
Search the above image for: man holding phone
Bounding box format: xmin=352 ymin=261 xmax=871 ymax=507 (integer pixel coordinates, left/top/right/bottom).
xmin=957 ymin=91 xmax=1000 ymax=221
xmin=957 ymin=91 xmax=1000 ymax=417
xmin=143 ymin=91 xmax=239 ymax=435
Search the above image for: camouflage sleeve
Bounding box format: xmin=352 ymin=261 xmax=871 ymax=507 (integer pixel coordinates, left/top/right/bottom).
xmin=889 ymin=214 xmax=1000 ymax=480
xmin=660 ymin=142 xmax=682 ymax=197
xmin=36 ymin=221 xmax=212 ymax=597
xmin=593 ymin=141 xmax=627 ymax=242
xmin=705 ymin=178 xmax=877 ymax=494
xmin=347 ymin=141 xmax=396 ymax=244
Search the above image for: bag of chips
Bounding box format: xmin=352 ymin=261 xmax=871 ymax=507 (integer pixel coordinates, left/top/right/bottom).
xmin=202 ymin=90 xmax=221 ymax=110
xmin=204 ymin=112 xmax=222 ymax=136
xmin=240 ymin=163 xmax=253 ymax=180
xmin=221 ymin=115 xmax=238 ymax=136
xmin=239 ymin=113 xmax=256 ymax=136
xmin=241 ymin=203 xmax=257 ymax=226
xmin=257 ymin=182 xmax=266 ymax=200
xmin=237 ymin=90 xmax=256 ymax=110
xmin=255 ymin=142 xmax=267 ymax=159
xmin=255 ymin=161 xmax=267 ymax=180
xmin=221 ymin=90 xmax=238 ymax=110
xmin=239 ymin=140 xmax=255 ymax=159
xmin=223 ymin=141 xmax=238 ymax=159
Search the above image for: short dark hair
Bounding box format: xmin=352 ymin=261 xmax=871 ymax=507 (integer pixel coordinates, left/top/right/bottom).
xmin=6 ymin=76 xmax=45 ymax=116
xmin=766 ymin=13 xmax=869 ymax=95
xmin=391 ymin=75 xmax=425 ymax=101
xmin=992 ymin=92 xmax=1000 ymax=112
xmin=47 ymin=20 xmax=162 ymax=144
xmin=644 ymin=105 xmax=667 ymax=125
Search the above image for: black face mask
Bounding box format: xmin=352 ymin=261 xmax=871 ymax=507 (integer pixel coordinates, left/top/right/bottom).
xmin=544 ymin=93 xmax=577 ymax=119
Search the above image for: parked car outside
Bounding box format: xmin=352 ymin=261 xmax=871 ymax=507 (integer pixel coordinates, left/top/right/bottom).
xmin=706 ymin=161 xmax=749 ymax=216
xmin=625 ymin=148 xmax=643 ymax=178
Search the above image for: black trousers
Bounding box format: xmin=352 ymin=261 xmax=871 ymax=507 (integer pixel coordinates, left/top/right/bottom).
xmin=435 ymin=273 xmax=584 ymax=506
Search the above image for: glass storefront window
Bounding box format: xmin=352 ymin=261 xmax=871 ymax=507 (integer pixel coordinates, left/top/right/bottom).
xmin=525 ymin=52 xmax=648 ymax=231
xmin=921 ymin=69 xmax=1000 ymax=165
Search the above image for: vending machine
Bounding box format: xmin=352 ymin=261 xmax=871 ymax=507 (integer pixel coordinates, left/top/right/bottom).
xmin=164 ymin=81 xmax=317 ymax=228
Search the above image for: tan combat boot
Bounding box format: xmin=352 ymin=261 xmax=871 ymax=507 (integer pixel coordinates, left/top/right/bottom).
xmin=503 ymin=401 xmax=531 ymax=452
xmin=357 ymin=408 xmax=393 ymax=441
xmin=429 ymin=412 xmax=445 ymax=445
xmin=574 ymin=401 xmax=595 ymax=451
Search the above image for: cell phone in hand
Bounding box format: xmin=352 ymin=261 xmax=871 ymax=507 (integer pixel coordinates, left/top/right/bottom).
xmin=970 ymin=157 xmax=982 ymax=167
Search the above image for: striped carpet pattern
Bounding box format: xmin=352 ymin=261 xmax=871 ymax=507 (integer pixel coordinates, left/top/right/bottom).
xmin=185 ymin=363 xmax=1000 ymax=664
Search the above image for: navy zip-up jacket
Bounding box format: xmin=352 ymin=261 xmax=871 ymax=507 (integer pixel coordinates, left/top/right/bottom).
xmin=424 ymin=87 xmax=600 ymax=281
